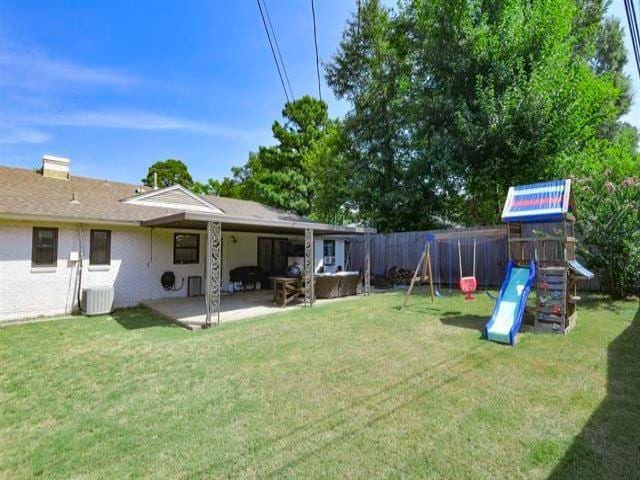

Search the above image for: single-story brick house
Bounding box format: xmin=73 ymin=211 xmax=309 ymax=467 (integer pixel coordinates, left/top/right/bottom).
xmin=0 ymin=155 xmax=373 ymax=325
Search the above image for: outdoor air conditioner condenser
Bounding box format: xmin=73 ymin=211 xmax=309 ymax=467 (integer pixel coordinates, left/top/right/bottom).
xmin=82 ymin=286 xmax=114 ymax=315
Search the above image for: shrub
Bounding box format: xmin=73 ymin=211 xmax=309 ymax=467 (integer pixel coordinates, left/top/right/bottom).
xmin=574 ymin=173 xmax=640 ymax=298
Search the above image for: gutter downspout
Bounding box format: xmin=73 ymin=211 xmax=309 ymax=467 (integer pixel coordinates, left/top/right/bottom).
xmin=76 ymin=225 xmax=84 ymax=312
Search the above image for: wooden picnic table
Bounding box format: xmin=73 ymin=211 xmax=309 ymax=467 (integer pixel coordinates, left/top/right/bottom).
xmin=269 ymin=276 xmax=303 ymax=307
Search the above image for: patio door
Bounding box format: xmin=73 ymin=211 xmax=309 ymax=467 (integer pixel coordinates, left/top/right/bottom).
xmin=258 ymin=237 xmax=288 ymax=288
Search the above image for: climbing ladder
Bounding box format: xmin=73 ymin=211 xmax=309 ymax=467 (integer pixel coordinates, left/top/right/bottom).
xmin=536 ymin=266 xmax=568 ymax=332
xmin=508 ymin=221 xmax=578 ymax=334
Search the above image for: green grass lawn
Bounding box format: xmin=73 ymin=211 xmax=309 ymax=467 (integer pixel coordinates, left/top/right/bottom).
xmin=1 ymin=291 xmax=638 ymax=479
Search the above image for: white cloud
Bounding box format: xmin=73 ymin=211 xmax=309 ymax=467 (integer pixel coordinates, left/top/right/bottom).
xmin=0 ymin=126 xmax=51 ymax=144
xmin=0 ymin=47 xmax=138 ymax=90
xmin=0 ymin=43 xmax=268 ymax=143
xmin=8 ymin=110 xmax=268 ymax=141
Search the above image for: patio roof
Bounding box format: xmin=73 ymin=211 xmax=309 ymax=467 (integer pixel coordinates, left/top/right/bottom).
xmin=141 ymin=210 xmax=375 ymax=235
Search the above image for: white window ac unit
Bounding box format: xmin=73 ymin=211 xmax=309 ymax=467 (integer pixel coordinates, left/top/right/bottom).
xmin=82 ymin=287 xmax=114 ymax=315
xmin=324 ymin=256 xmax=336 ymax=266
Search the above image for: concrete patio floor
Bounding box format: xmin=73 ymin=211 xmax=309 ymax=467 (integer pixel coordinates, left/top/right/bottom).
xmin=142 ymin=290 xmax=360 ymax=329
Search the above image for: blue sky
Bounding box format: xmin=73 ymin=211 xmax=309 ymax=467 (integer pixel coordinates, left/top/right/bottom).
xmin=0 ymin=0 xmax=638 ymax=185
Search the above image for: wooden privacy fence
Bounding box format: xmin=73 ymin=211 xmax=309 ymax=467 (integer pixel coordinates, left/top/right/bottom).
xmin=348 ymin=226 xmax=600 ymax=290
xmin=349 ymin=226 xmax=507 ymax=287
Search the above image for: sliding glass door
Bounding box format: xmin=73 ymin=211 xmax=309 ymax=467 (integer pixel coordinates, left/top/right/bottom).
xmin=257 ymin=237 xmax=288 ymax=288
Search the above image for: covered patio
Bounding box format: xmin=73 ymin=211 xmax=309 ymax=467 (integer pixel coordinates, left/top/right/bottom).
xmin=142 ymin=211 xmax=374 ymax=328
xmin=142 ymin=290 xmax=363 ymax=329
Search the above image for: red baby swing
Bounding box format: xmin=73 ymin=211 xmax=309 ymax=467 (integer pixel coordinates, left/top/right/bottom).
xmin=457 ymin=239 xmax=477 ymax=300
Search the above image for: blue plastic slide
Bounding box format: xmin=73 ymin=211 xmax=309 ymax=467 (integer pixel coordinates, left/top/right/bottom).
xmin=484 ymin=260 xmax=536 ymax=346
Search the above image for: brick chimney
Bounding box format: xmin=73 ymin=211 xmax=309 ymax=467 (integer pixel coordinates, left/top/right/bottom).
xmin=42 ymin=154 xmax=70 ymax=180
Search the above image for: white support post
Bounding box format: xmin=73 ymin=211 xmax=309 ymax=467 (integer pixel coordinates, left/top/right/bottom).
xmin=205 ymin=221 xmax=222 ymax=327
xmin=304 ymin=228 xmax=314 ymax=306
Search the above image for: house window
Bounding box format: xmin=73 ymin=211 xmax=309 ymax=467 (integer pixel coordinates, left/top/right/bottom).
xmin=90 ymin=230 xmax=111 ymax=265
xmin=32 ymin=227 xmax=58 ymax=267
xmin=174 ymin=233 xmax=200 ymax=264
xmin=323 ymin=240 xmax=336 ymax=266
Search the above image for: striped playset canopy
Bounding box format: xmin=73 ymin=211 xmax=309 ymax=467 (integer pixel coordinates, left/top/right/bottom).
xmin=501 ymin=179 xmax=574 ymax=223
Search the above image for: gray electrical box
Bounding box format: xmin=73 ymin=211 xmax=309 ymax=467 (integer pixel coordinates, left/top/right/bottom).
xmin=187 ymin=276 xmax=202 ymax=297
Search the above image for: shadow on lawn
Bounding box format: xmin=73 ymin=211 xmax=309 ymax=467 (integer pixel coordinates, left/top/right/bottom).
xmin=548 ymin=304 xmax=640 ymax=479
xmin=401 ymin=300 xmax=486 ymax=332
xmin=438 ymin=314 xmax=486 ymax=332
xmin=111 ymin=309 xmax=175 ymax=330
xmin=259 ymin=343 xmax=492 ymax=478
xmin=578 ymin=294 xmax=627 ymax=314
xmin=397 ymin=302 xmax=463 ymax=317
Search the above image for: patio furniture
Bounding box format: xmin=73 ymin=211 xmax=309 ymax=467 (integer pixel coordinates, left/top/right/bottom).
xmin=314 ymin=274 xmax=342 ymax=299
xmin=337 ymin=272 xmax=362 ymax=297
xmin=270 ymin=276 xmax=303 ymax=307
xmin=230 ymin=266 xmax=266 ymax=291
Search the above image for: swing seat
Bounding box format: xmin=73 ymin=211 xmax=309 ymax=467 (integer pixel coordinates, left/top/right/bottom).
xmin=459 ymin=276 xmax=477 ymax=300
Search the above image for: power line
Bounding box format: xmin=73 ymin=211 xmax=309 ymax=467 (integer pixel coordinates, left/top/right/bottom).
xmin=631 ymin=0 xmax=640 ymax=76
xmin=311 ymin=0 xmax=322 ymax=101
xmin=262 ymin=0 xmax=295 ymax=100
xmin=624 ymin=0 xmax=640 ymax=79
xmin=256 ymin=0 xmax=290 ymax=103
xmin=625 ymin=0 xmax=640 ymax=76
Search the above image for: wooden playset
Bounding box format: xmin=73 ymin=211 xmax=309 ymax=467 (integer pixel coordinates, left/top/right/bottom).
xmin=402 ymin=179 xmax=594 ymax=344
xmin=501 ymin=179 xmax=593 ymax=334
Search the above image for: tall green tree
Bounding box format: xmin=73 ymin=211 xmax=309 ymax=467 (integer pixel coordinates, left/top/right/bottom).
xmin=199 ymin=96 xmax=350 ymax=221
xmin=327 ymin=0 xmax=631 ymax=229
xmin=327 ymin=0 xmax=452 ymax=231
xmin=304 ymin=121 xmax=355 ymax=223
xmin=143 ymin=159 xmax=193 ymax=189
xmin=192 ymin=177 xmax=242 ymax=198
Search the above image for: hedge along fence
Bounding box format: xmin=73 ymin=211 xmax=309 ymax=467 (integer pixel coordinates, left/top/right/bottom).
xmin=348 ymin=226 xmax=601 ymax=291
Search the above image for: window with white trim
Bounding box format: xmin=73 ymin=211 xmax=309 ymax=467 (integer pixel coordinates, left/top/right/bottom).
xmin=323 ymin=240 xmax=336 ymax=266
xmin=174 ymin=233 xmax=200 ymax=264
xmin=32 ymin=227 xmax=58 ymax=267
xmin=90 ymin=230 xmax=111 ymax=265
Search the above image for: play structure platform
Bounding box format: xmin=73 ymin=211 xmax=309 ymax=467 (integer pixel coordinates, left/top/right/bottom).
xmin=485 ymin=179 xmax=593 ymax=345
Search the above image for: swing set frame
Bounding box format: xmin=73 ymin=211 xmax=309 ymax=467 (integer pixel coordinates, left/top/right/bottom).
xmin=402 ymin=227 xmax=506 ymax=308
xmin=401 ymin=240 xmax=435 ymax=308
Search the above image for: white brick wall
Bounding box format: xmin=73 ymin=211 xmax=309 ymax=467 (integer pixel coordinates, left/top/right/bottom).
xmin=0 ymin=220 xmax=209 ymax=322
xmin=314 ymin=238 xmax=345 ymax=273
xmin=0 ymin=220 xmax=347 ymax=322
xmin=0 ymin=221 xmax=81 ymax=320
xmin=79 ymin=225 xmax=207 ymax=309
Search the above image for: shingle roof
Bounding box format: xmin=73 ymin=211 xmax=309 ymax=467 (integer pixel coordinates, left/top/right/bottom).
xmin=200 ymin=194 xmax=304 ymax=222
xmin=0 ymin=165 xmax=309 ymax=224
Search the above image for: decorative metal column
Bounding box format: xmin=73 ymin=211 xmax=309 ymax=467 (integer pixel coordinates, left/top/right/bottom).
xmin=364 ymin=232 xmax=371 ymax=295
xmin=205 ymin=221 xmax=222 ymax=327
xmin=304 ymin=228 xmax=314 ymax=306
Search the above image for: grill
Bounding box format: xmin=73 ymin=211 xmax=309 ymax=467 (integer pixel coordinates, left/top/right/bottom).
xmin=229 ymin=266 xmax=266 ymax=290
xmin=286 ymin=264 xmax=302 ymax=278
